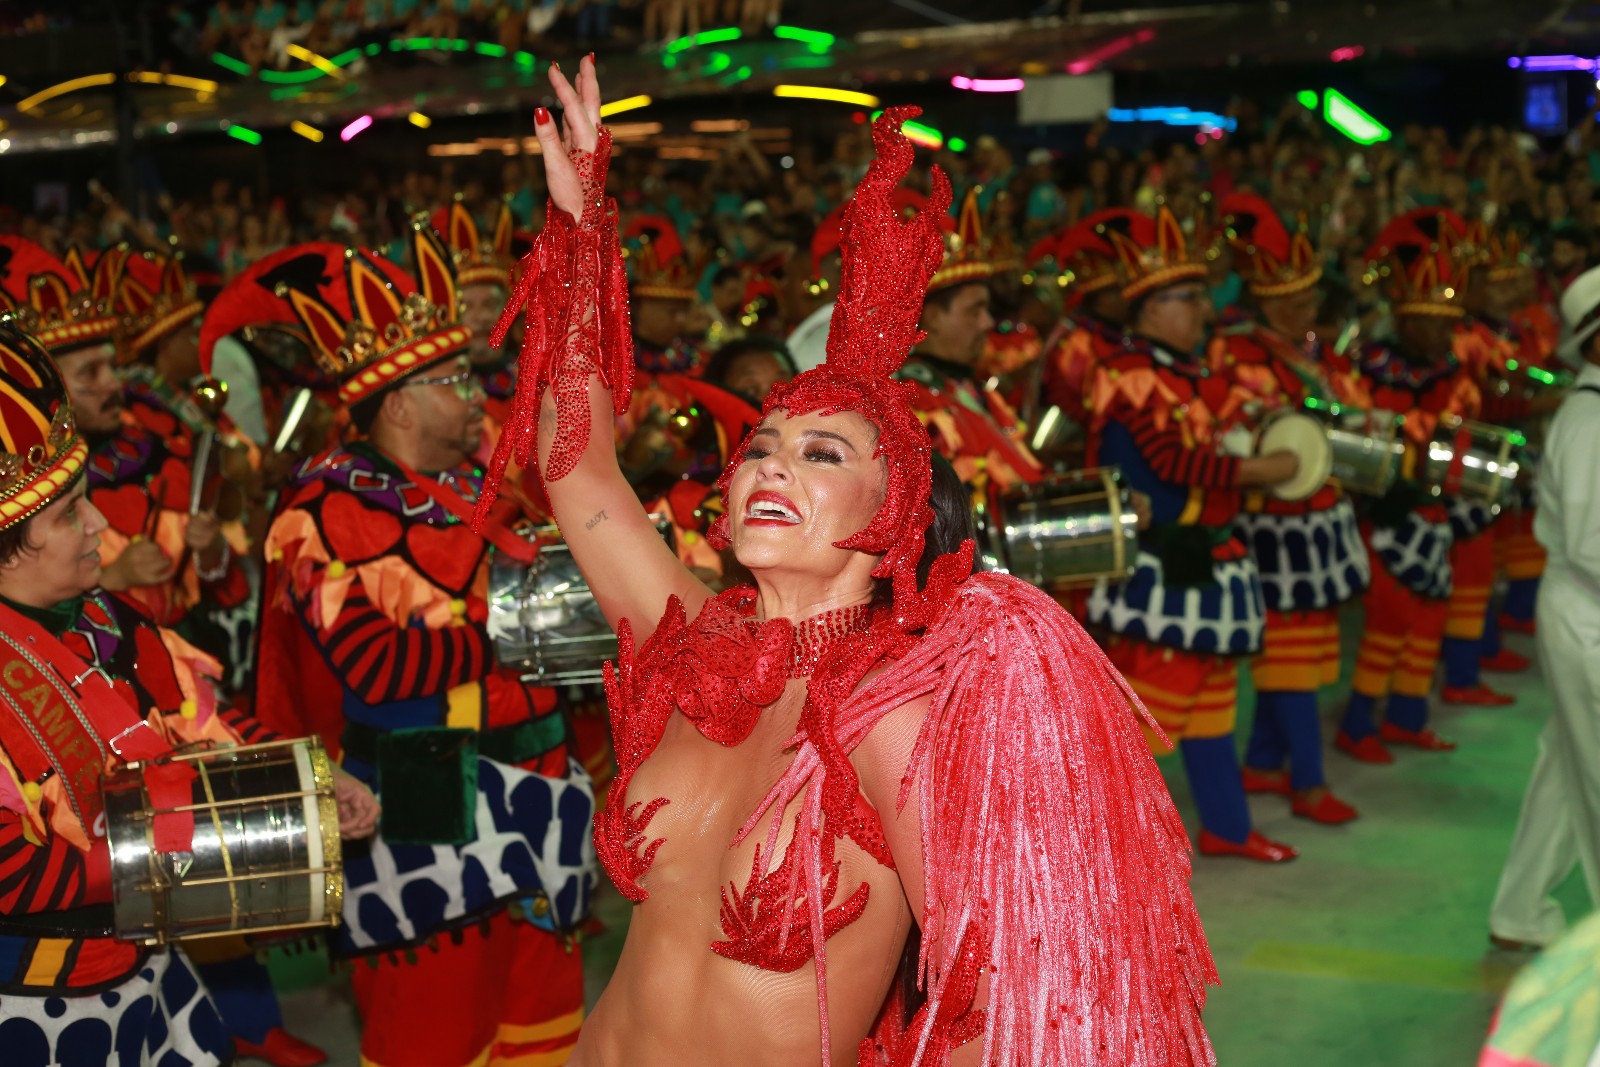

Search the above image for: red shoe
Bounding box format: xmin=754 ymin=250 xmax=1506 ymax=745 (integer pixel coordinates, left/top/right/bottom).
xmin=1292 ymin=790 xmax=1360 ymax=825
xmin=1441 ymin=684 xmax=1516 ymax=707
xmin=1378 ymin=722 xmax=1457 ymax=751
xmin=1241 ymin=766 xmax=1292 ymax=796
xmin=1499 ymin=613 xmax=1536 ymax=636
xmin=1336 ymin=730 xmax=1394 ymax=764
xmin=1197 ymin=829 xmax=1298 ymax=863
xmin=1480 ymin=649 xmax=1532 ymax=673
xmin=235 ymin=1029 xmax=328 ymax=1067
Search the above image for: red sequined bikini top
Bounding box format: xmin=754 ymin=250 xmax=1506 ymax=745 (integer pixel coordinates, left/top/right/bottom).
xmin=596 ymin=588 xmax=900 ymax=973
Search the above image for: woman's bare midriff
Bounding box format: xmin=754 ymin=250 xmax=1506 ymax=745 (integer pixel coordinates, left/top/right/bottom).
xmin=569 ymin=678 xmax=914 ymax=1066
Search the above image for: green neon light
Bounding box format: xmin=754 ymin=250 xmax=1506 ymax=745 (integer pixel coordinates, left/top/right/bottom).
xmin=330 ymin=48 xmax=362 ymax=65
xmin=365 ymin=42 xmax=381 ymax=55
xmin=1296 ymin=90 xmax=1319 ymax=109
xmin=903 ymin=119 xmax=943 ymax=146
xmin=226 ymin=125 xmax=263 ymax=145
xmin=402 ymin=37 xmax=436 ymax=50
xmin=666 ymin=26 xmax=742 ymax=52
xmin=212 ymin=52 xmax=253 ymax=76
xmin=703 ymin=51 xmax=731 ymax=75
xmin=258 ymin=66 xmax=325 ymax=84
xmin=514 ymin=51 xmax=536 ymax=68
xmin=722 ymin=64 xmax=753 ymax=85
xmin=948 ymin=136 xmax=967 ymax=151
xmin=269 ymin=85 xmax=305 ymax=100
xmin=1323 ymin=87 xmax=1390 ymax=145
xmin=662 ymin=53 xmax=678 ymax=68
xmin=778 ymin=54 xmax=833 ymax=70
xmin=773 ymin=25 xmax=834 ymax=48
xmin=474 ymin=42 xmax=507 ymax=57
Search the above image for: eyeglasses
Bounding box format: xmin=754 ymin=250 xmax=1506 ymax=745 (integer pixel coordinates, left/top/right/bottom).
xmin=406 ymin=367 xmax=483 ymax=400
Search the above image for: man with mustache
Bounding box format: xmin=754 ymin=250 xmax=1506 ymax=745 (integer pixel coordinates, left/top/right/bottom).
xmin=248 ymin=224 xmax=595 ymax=1067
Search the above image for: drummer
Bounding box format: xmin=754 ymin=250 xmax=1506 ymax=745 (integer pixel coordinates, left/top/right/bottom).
xmin=249 ymin=227 xmax=595 ymax=1067
xmin=1208 ymin=193 xmax=1371 ymax=826
xmin=1038 ymin=209 xmax=1140 ymax=431
xmin=900 ymin=188 xmax=1045 ymax=492
xmin=1338 ymin=209 xmax=1488 ymax=762
xmin=1084 ymin=207 xmax=1304 ymax=862
xmin=0 ymin=318 xmax=378 ymax=1066
xmin=431 ymin=197 xmax=520 ymax=465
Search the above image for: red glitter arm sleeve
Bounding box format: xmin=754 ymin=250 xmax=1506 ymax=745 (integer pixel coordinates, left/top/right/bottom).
xmin=472 ymin=127 xmax=634 ymax=526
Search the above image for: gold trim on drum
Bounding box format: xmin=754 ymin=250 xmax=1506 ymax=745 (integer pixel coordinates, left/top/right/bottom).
xmin=307 ymin=738 xmax=345 ymax=929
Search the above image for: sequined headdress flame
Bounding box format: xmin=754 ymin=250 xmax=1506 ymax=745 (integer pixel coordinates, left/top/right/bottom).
xmin=1218 ymin=192 xmax=1322 ymax=298
xmin=196 ymin=224 xmax=470 ymax=406
xmin=0 ymin=238 xmax=122 ymax=356
xmin=1364 ymin=207 xmax=1471 ymax=318
xmin=707 ymin=107 xmax=953 ymax=623
xmin=431 ymin=197 xmax=516 ymax=289
xmin=114 ymin=247 xmax=205 ymax=360
xmin=0 ymin=318 xmax=86 ymax=530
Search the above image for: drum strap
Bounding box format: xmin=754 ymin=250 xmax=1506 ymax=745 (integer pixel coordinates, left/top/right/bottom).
xmin=0 ymin=603 xmax=194 ymax=852
xmin=390 ymin=461 xmax=537 ymax=565
xmin=1441 ymin=424 xmax=1475 ymax=497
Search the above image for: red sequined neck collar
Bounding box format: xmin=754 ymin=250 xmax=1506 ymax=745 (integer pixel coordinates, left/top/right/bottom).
xmin=785 ymin=602 xmax=872 ymax=678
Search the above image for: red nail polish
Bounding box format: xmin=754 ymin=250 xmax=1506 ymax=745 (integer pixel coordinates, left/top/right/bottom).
xmin=552 ymin=60 xmax=560 ymax=71
xmin=587 ymin=52 xmax=595 ymax=65
xmin=535 ymin=107 xmax=551 ymax=126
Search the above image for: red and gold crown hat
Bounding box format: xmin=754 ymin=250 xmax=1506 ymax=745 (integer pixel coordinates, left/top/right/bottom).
xmin=0 ymin=318 xmax=87 ymax=530
xmin=623 ymin=215 xmax=697 ymax=301
xmin=0 ymin=238 xmax=122 ymax=356
xmin=1364 ymin=208 xmax=1471 ymax=318
xmin=927 ymin=187 xmax=995 ymax=294
xmin=114 ymin=247 xmax=205 ymax=361
xmin=197 ymin=224 xmax=469 ymax=407
xmin=1108 ymin=207 xmax=1209 ymax=302
xmin=1049 ymin=208 xmax=1143 ymax=302
xmin=1463 ymin=219 xmax=1532 ymax=284
xmin=431 ymin=197 xmax=516 ymax=289
xmin=1217 ymin=192 xmax=1322 ymax=298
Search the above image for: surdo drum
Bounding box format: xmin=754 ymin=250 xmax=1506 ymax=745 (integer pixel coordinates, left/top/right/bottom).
xmin=976 ymin=468 xmax=1139 ymax=587
xmin=103 ymin=739 xmax=342 ymax=945
xmin=1417 ymin=416 xmax=1524 ymax=509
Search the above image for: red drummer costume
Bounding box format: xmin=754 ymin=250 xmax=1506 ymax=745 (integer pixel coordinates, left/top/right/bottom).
xmin=0 ymin=320 xmax=249 ymax=1066
xmin=248 ymin=228 xmax=595 ymax=1067
xmin=1085 ymin=208 xmax=1296 ymax=862
xmin=1209 ymin=193 xmax=1370 ymax=824
xmin=901 ymin=190 xmax=1044 ymax=494
xmin=1338 ymin=209 xmax=1485 ymax=762
xmin=1039 ymin=209 xmax=1140 ymax=430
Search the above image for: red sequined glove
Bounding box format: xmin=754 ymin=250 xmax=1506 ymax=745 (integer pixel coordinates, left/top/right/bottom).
xmin=473 ymin=126 xmax=634 ymax=525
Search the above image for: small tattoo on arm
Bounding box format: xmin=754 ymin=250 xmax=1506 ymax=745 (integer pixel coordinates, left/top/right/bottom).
xmin=585 ymin=510 xmax=607 ymax=531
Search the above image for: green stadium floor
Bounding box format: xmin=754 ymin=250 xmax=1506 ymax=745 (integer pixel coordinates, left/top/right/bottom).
xmin=274 ymin=608 xmax=1584 ymax=1065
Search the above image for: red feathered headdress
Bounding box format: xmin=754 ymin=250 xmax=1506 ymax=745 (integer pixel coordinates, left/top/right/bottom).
xmin=708 ymin=107 xmax=953 ymax=627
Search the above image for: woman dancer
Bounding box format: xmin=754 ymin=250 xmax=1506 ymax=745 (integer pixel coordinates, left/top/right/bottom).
xmin=478 ymin=56 xmax=1217 ymax=1067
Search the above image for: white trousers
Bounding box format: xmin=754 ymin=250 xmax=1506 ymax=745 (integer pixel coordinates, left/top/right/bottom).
xmin=1490 ymin=570 xmax=1600 ymax=944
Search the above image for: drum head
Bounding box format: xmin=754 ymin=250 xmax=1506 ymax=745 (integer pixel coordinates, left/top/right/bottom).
xmin=1259 ymin=412 xmax=1333 ymax=502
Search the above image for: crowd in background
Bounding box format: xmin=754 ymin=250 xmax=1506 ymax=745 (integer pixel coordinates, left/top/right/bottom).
xmin=6 ymin=89 xmax=1598 ymax=343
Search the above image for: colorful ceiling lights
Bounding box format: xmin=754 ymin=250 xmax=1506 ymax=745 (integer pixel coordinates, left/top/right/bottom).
xmin=340 ymin=114 xmax=373 ymax=142
xmin=1329 ymin=46 xmax=1365 ymax=62
xmin=290 ymin=121 xmax=325 ymax=142
xmin=1507 ymin=55 xmax=1600 ymax=72
xmin=774 ymin=85 xmax=880 ymax=107
xmin=1322 ymin=88 xmax=1390 ymax=144
xmin=1065 ymin=29 xmax=1155 ymax=76
xmin=952 ymin=76 xmax=1025 ymax=93
xmin=599 ymin=94 xmax=651 ymax=118
xmin=225 ymin=123 xmax=262 ymax=145
xmin=1106 ymin=107 xmax=1237 ymax=132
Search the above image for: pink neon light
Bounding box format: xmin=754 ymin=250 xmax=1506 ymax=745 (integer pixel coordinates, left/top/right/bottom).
xmin=951 ymin=75 xmax=1026 ymax=93
xmin=1330 ymin=45 xmax=1365 ymax=62
xmin=340 ymin=115 xmax=373 ymax=141
xmin=1065 ymin=28 xmax=1155 ymax=76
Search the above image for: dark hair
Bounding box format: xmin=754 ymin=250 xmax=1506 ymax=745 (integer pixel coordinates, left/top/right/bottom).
xmin=703 ymin=335 xmax=797 ymax=389
xmin=348 ymin=391 xmax=384 ymax=435
xmin=922 ymin=282 xmax=977 ymax=316
xmin=710 ymin=266 xmax=741 ymax=289
xmin=917 ymin=452 xmax=977 ymax=589
xmin=0 ymin=516 xmax=36 ymax=569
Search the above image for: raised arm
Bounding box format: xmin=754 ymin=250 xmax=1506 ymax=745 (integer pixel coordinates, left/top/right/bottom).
xmin=491 ymin=56 xmax=711 ymax=641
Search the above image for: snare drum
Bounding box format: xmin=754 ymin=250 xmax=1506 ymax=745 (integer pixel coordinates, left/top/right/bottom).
xmin=488 ymin=518 xmax=671 ymax=683
xmin=986 ymin=467 xmax=1138 ymax=587
xmin=1256 ymin=411 xmax=1332 ymax=502
xmin=1418 ymin=416 xmax=1524 ymax=508
xmin=1323 ymin=407 xmax=1405 ymax=497
xmin=103 ymin=738 xmax=341 ymax=945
